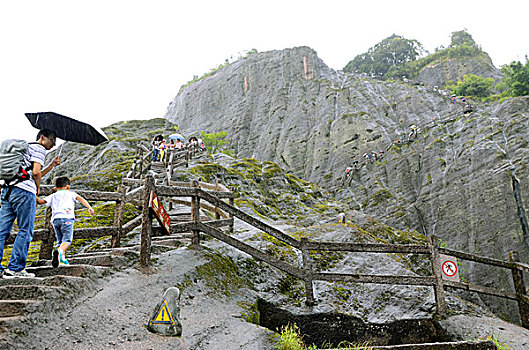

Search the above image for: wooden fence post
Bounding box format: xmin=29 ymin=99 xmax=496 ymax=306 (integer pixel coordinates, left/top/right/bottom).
xmin=191 ymin=180 xmax=201 ymax=247
xmin=38 ymin=207 xmax=54 ymax=260
xmin=111 ymin=185 xmax=126 ymax=248
xmin=215 ymin=180 xmax=221 ymax=220
xmin=228 ymin=187 xmax=234 ymax=234
xmin=509 ymin=250 xmax=529 ymax=328
xmin=140 ymin=174 xmax=154 ymax=267
xmin=132 ymin=146 xmax=138 ymax=178
xmin=300 ymin=237 xmax=315 ymax=306
xmin=139 ymin=146 xmax=144 ymax=177
xmin=428 ymin=235 xmax=447 ymax=317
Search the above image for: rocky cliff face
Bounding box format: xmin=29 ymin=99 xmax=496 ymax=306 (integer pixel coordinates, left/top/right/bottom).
xmin=415 ymin=52 xmax=503 ymax=87
xmin=165 ymin=47 xmax=457 ymax=183
xmin=164 ymin=47 xmax=529 ymax=319
xmin=339 ymin=96 xmax=529 ymax=319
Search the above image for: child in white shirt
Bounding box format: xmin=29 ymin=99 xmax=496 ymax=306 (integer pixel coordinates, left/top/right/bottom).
xmin=37 ymin=176 xmax=94 ymax=267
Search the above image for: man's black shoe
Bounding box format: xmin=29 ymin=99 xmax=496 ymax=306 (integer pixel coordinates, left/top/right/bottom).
xmin=52 ymin=249 xmax=59 ymax=268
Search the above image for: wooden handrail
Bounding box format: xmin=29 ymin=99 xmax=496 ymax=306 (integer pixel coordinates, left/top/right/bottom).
xmin=443 ymin=280 xmax=519 ymax=301
xmin=134 ymin=174 xmax=529 ymax=324
xmin=313 ymin=272 xmax=436 ymax=286
xmin=439 ymin=247 xmax=514 ymax=269
xmin=168 ymin=198 xmax=229 ymax=219
xmin=305 ymin=241 xmax=430 ymax=254
xmin=197 ymin=188 xmax=300 ymax=249
xmin=40 ymin=185 xmax=123 ymax=201
xmin=197 ymin=222 xmax=304 ymax=279
xmin=25 ymin=140 xmax=529 ymax=327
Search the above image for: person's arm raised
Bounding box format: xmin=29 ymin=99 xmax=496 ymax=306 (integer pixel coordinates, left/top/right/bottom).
xmin=41 ymin=156 xmax=61 ymax=177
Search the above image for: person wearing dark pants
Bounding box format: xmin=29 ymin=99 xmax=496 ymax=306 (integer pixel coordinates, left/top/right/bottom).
xmin=0 ymin=130 xmax=60 ymax=278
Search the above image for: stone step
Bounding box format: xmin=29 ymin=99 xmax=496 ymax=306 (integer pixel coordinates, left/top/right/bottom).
xmin=66 ymin=254 xmax=132 ymax=268
xmin=152 ymin=238 xmax=187 ymax=247
xmin=0 ymin=300 xmax=42 ymax=318
xmin=151 ymin=233 xmax=192 ymax=242
xmin=30 ymin=253 xmax=135 ymax=269
xmin=0 ymin=315 xmax=24 ymax=334
xmin=0 ymin=285 xmax=63 ymax=300
xmin=31 ymin=247 xmax=141 ymax=262
xmin=151 ymin=244 xmax=179 ymax=255
xmin=26 ymin=264 xmax=110 ymax=278
xmin=168 ymin=214 xmax=210 ymax=222
xmin=0 ymin=275 xmax=85 ymax=287
xmin=68 ymin=248 xmax=138 ymax=259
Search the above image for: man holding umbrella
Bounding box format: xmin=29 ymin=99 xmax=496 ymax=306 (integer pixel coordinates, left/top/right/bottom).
xmin=0 ymin=129 xmax=61 ymax=278
xmin=1 ymin=112 xmax=107 ymax=278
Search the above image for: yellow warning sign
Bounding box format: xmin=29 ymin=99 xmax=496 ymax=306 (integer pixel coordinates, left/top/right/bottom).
xmin=151 ymin=299 xmax=175 ymax=325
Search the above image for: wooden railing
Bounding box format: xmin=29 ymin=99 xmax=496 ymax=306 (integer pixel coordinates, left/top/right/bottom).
xmin=7 ymin=168 xmax=527 ymax=328
xmin=133 ymin=173 xmax=529 ymax=328
xmin=6 ymin=184 xmax=137 ymax=259
xmin=6 ymin=138 xmax=526 ymax=328
xmin=126 ymin=143 xmax=200 ymax=181
xmin=134 ymin=175 xmax=235 ymax=265
xmin=6 ymin=175 xmax=234 ymax=263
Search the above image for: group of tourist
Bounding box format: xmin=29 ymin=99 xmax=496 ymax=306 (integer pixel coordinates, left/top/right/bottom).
xmin=0 ymin=129 xmax=210 ymax=278
xmin=432 ymin=85 xmax=473 ymax=112
xmin=344 ymin=78 xmax=475 ymax=181
xmin=151 ymin=134 xmax=206 ymax=162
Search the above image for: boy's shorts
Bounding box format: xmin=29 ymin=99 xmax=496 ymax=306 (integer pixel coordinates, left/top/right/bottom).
xmin=52 ymin=218 xmax=75 ymax=246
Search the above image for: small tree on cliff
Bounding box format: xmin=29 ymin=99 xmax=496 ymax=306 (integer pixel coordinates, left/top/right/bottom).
xmin=343 ymin=34 xmax=425 ymax=78
xmin=500 ymin=58 xmax=529 ymax=97
xmin=445 ymin=74 xmax=495 ymax=99
xmin=450 ymin=29 xmax=476 ymax=47
xmin=200 ymin=131 xmax=230 ymax=154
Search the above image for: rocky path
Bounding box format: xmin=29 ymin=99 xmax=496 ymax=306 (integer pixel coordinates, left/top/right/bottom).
xmin=0 ymin=236 xmax=274 ymax=350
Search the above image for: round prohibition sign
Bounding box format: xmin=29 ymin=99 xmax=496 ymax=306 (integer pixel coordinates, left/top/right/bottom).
xmin=442 ymin=260 xmax=458 ymax=277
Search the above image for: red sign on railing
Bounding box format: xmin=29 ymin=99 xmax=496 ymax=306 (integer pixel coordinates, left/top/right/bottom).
xmin=149 ymin=190 xmax=171 ymax=235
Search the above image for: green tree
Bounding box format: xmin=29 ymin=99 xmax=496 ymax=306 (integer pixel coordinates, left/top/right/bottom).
xmin=445 ymin=74 xmax=495 ymax=98
xmin=200 ymin=131 xmax=230 ymax=154
xmin=500 ymin=58 xmax=529 ymax=97
xmin=343 ymin=34 xmax=425 ymax=78
xmin=450 ymin=29 xmax=476 ymax=47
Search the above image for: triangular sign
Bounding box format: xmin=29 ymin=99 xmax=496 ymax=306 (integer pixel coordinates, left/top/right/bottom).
xmin=151 ymin=299 xmax=175 ymax=325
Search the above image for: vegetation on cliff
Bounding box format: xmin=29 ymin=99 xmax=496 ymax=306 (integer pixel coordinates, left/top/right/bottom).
xmin=343 ymin=30 xmax=484 ymax=80
xmin=343 ymin=29 xmax=528 ymax=103
xmin=343 ymin=34 xmax=425 ymax=78
xmin=178 ymin=48 xmax=259 ymax=93
xmin=445 ymin=74 xmax=495 ymax=99
xmin=499 ymin=58 xmax=529 ymax=97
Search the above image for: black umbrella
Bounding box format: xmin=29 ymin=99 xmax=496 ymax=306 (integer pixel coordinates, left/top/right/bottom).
xmin=25 ymin=112 xmax=108 ymax=146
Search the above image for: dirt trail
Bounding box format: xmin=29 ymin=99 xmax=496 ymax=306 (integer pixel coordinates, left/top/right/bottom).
xmin=4 ymin=246 xmax=273 ymax=350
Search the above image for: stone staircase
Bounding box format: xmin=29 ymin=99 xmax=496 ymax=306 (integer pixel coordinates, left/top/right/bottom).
xmin=150 ymin=161 xmax=167 ymax=176
xmin=0 ymin=150 xmax=210 ymax=339
xmin=0 ymin=264 xmax=106 ymax=334
xmin=0 ymin=228 xmax=191 ymax=338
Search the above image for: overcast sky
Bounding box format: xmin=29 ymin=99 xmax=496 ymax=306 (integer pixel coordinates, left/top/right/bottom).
xmin=1 ymin=0 xmax=528 ymax=147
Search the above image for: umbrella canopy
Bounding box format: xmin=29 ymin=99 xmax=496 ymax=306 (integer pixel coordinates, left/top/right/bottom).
xmin=25 ymin=112 xmax=108 ymax=146
xmin=168 ymin=133 xmax=185 ymax=141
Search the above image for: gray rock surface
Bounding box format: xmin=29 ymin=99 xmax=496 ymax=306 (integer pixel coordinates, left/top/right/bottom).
xmin=163 ymin=46 xmax=529 ymax=320
xmin=415 ymin=53 xmax=503 ymax=87
xmin=3 ymin=246 xmax=273 ymax=350
xmin=439 ymin=314 xmax=529 ymax=350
